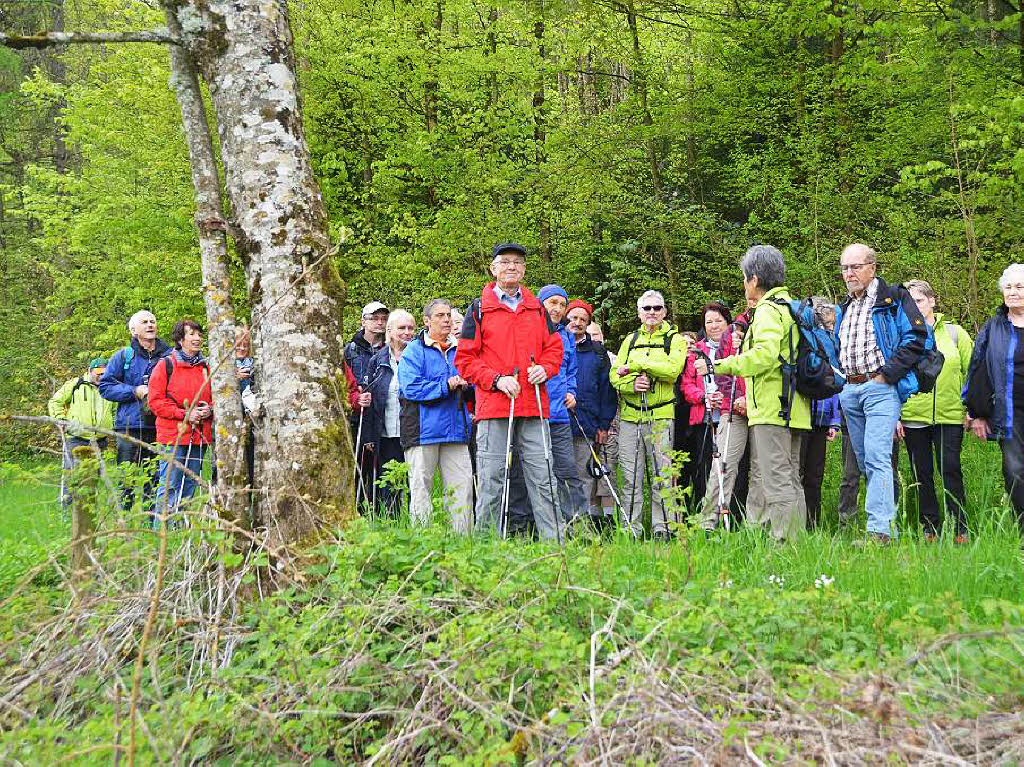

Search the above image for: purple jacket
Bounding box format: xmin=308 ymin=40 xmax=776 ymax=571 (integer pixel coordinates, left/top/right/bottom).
xmin=813 ymin=394 xmax=841 ymax=429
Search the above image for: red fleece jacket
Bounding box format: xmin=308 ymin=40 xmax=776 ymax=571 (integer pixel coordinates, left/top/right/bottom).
xmin=148 ymin=351 xmax=214 ymax=446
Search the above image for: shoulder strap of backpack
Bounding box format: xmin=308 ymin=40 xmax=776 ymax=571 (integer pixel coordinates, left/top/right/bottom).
xmin=70 ymin=376 xmax=88 ymax=402
xmin=122 ymin=346 xmax=134 ymax=378
xmin=473 ymin=298 xmax=483 ymax=324
xmin=624 ymin=331 xmax=640 ymax=364
xmin=662 ymin=329 xmax=676 ymax=355
xmin=163 ymin=355 xmax=174 ymax=384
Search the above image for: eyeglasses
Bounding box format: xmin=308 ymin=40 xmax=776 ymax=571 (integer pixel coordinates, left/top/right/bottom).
xmin=840 ymin=262 xmax=874 ymax=273
xmin=641 ymin=305 xmax=665 ymax=312
xmin=495 ymin=259 xmax=525 ymax=268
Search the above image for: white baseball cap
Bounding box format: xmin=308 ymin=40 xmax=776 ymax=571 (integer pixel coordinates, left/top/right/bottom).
xmin=361 ymin=301 xmax=389 ymax=317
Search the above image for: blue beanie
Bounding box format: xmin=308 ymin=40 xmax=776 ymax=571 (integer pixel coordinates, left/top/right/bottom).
xmin=538 ymin=284 xmax=568 ymax=304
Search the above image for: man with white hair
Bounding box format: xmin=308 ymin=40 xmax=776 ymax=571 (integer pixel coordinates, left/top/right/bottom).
xmin=834 ymin=243 xmax=928 ymax=544
xmin=99 ymin=310 xmax=173 ymax=513
xmin=610 ymin=290 xmax=688 ymax=540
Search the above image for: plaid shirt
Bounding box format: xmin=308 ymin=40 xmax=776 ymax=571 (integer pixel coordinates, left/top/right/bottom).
xmin=839 ymin=278 xmax=886 ymax=376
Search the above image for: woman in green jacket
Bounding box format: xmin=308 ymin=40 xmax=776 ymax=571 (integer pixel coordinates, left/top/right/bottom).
xmin=694 ymin=245 xmax=811 ymax=541
xmin=896 ymin=280 xmax=973 ymax=541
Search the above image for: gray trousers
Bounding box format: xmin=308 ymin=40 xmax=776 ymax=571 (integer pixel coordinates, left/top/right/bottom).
xmin=747 ymin=424 xmax=806 ymax=541
xmin=618 ymin=418 xmax=675 ymax=537
xmin=475 ymin=417 xmax=563 ymax=541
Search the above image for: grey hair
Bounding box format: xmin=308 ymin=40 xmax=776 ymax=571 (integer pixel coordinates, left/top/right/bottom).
xmin=740 ymin=245 xmax=785 ymax=291
xmin=636 ymin=290 xmax=666 ymax=311
xmin=998 ymin=264 xmax=1024 ymax=291
xmin=904 ymin=279 xmax=935 ymax=300
xmin=385 ymin=309 xmax=416 ymax=343
xmin=127 ymin=310 xmax=155 ymax=336
xmin=423 ymin=298 xmax=452 ymax=320
xmin=810 ymin=296 xmax=836 ymax=324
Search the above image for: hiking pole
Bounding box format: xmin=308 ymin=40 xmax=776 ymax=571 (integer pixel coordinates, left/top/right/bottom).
xmin=530 ymin=355 xmax=562 ymax=546
xmin=569 ymin=408 xmax=623 ymax=512
xmin=499 ymin=368 xmax=519 ymax=539
xmin=698 ymin=352 xmax=728 ymax=531
xmin=353 ymin=404 xmax=365 ymax=502
xmin=715 ymin=374 xmax=740 ymax=532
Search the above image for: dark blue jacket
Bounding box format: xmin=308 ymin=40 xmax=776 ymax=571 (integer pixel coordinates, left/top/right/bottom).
xmin=812 ymin=393 xmax=841 ymax=429
xmin=570 ymin=334 xmax=617 ymax=440
xmin=963 ymin=307 xmax=1017 ymax=438
xmin=358 ymin=345 xmax=396 ymax=451
xmin=397 ymin=332 xmax=471 ymax=448
xmin=98 ymin=338 xmax=173 ymax=430
xmin=344 ymin=329 xmax=383 ymax=421
xmin=545 ymin=325 xmax=578 ymax=425
xmin=835 ymin=277 xmax=930 ymax=403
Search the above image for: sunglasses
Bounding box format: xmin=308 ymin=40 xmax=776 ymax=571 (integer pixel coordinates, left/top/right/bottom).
xmin=641 ymin=305 xmax=665 ymax=312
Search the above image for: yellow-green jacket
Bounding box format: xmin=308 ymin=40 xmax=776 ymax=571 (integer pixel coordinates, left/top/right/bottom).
xmin=714 ymin=286 xmax=811 ymax=430
xmin=47 ymin=376 xmax=115 ymax=439
xmin=610 ymin=321 xmax=688 ymax=422
xmin=900 ymin=314 xmax=973 ymax=425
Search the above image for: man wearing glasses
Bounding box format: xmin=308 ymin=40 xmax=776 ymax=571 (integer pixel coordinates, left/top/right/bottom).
xmin=834 ymin=243 xmax=928 ymax=544
xmin=610 ymin=290 xmax=688 ymax=540
xmin=454 ymin=243 xmax=565 ymax=540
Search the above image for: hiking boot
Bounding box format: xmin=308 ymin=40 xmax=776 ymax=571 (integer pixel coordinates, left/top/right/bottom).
xmin=953 ymin=534 xmax=969 ymax=545
xmin=652 ymin=529 xmax=674 ymax=543
xmin=852 ymin=532 xmax=891 ymax=548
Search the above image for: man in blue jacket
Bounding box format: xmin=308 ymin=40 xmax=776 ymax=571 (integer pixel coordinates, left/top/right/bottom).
xmin=98 ymin=310 xmax=173 ymax=513
xmin=397 ymin=299 xmax=473 ymax=533
xmin=566 ymin=299 xmax=618 ymax=525
xmin=835 ymin=244 xmax=928 ymax=543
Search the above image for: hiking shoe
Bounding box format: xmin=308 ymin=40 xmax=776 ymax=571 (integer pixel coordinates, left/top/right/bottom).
xmin=954 ymin=534 xmax=969 ymax=545
xmin=852 ymin=532 xmax=891 ymax=548
xmin=924 ymin=533 xmax=938 ymax=543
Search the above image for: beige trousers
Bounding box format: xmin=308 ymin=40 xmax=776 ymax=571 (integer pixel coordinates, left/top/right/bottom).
xmin=699 ymin=413 xmax=749 ymax=530
xmin=747 ymin=424 xmax=806 ymax=541
xmin=406 ymin=443 xmax=474 ymax=534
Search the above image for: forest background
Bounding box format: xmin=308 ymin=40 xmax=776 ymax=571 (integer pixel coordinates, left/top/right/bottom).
xmin=2 ymin=0 xmax=1023 ymax=456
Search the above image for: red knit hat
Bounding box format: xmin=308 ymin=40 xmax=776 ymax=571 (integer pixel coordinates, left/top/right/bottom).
xmin=567 ymin=299 xmax=593 ymax=319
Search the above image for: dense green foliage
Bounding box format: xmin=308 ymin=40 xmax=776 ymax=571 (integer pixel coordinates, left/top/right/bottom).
xmin=2 ymin=0 xmax=1023 ymax=454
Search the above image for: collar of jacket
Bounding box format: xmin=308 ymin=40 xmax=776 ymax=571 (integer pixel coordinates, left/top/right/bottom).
xmin=574 ymin=333 xmax=595 ymax=351
xmin=130 ymin=337 xmax=171 ymax=359
xmin=421 ymin=331 xmax=458 ymax=350
xmin=838 ymin=276 xmax=895 ymax=311
xmin=637 ymin=320 xmax=674 ymax=338
xmin=756 ymin=285 xmax=791 ymax=307
xmin=481 ymin=282 xmax=541 ymax=312
xmin=351 ymin=328 xmax=383 ymax=352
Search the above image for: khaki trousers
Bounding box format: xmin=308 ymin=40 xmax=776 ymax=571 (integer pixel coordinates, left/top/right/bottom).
xmin=618 ymin=418 xmax=675 ymax=537
xmin=406 ymin=443 xmax=474 ymax=534
xmin=747 ymin=424 xmax=806 ymax=541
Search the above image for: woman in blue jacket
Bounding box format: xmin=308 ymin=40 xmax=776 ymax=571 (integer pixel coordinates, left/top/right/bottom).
xmin=963 ymin=263 xmax=1024 ymax=536
xmin=398 ymin=300 xmax=473 ymax=533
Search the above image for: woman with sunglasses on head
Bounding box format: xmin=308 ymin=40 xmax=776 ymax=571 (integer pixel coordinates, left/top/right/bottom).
xmin=682 ymin=302 xmax=747 ymax=532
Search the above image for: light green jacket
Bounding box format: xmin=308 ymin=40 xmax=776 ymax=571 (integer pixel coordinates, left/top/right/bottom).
xmin=609 ymin=321 xmax=688 ymax=422
xmin=47 ymin=376 xmax=115 ymax=439
xmin=900 ymin=314 xmax=973 ymax=425
xmin=714 ymin=286 xmax=811 ymax=430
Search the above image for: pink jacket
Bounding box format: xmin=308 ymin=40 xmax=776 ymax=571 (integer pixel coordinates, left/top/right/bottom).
xmin=681 ymin=335 xmax=746 ymax=426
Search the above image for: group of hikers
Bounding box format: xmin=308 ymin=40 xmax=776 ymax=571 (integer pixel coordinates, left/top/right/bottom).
xmin=49 ymin=241 xmax=1024 ymax=543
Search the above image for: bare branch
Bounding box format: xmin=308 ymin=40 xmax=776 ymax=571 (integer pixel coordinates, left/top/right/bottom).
xmin=0 ymin=30 xmax=179 ymax=49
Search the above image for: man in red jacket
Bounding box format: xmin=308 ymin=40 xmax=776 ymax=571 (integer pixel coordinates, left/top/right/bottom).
xmin=454 ymin=243 xmax=565 ymax=540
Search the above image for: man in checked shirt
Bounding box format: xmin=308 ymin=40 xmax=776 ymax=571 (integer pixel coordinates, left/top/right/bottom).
xmin=835 ymin=244 xmax=928 ymax=544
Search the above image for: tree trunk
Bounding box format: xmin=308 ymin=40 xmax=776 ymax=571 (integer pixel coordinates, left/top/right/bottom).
xmin=423 ymin=0 xmax=443 ymax=207
xmin=487 ymin=6 xmax=499 ymax=108
xmin=167 ymin=0 xmax=354 ymax=550
xmin=164 ymin=9 xmax=248 ymax=526
xmin=533 ymin=0 xmax=552 ymax=261
xmin=624 ymin=0 xmax=679 ymax=319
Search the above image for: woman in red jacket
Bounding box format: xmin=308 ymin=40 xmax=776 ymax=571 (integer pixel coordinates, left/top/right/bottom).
xmin=147 ymin=319 xmax=213 ymax=528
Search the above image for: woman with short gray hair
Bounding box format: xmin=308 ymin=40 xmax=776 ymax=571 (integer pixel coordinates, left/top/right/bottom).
xmin=964 ymin=264 xmax=1024 ymax=537
xmin=693 ymin=245 xmax=811 ymax=541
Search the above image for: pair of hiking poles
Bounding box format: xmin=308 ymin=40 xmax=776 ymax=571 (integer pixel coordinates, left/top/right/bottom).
xmin=695 ymin=351 xmax=739 ymax=532
xmin=351 ymin=369 xmax=387 ymax=512
xmin=499 ymin=356 xmax=582 ymax=544
xmin=625 ymin=375 xmax=671 ymax=539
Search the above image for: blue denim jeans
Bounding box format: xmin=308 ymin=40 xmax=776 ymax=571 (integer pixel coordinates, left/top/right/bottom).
xmin=839 ymin=380 xmax=901 ymax=537
xmin=154 ymin=443 xmax=206 ymax=528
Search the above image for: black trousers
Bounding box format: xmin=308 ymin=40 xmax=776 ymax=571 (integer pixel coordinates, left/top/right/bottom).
xmin=115 ymin=426 xmax=160 ymax=513
xmin=800 ymin=426 xmax=829 ymax=529
xmin=903 ymin=425 xmax=967 ymax=535
xmin=1000 ymin=421 xmax=1024 ymax=534
xmin=683 ymin=424 xmax=713 ymax=515
xmin=372 ymin=436 xmax=406 ymax=518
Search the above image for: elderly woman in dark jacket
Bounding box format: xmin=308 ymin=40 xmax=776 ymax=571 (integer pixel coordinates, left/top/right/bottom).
xmin=963 ymin=263 xmax=1024 ymax=535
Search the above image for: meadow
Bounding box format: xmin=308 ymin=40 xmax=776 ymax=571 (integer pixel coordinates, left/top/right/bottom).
xmin=0 ymin=437 xmax=1022 ymax=763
